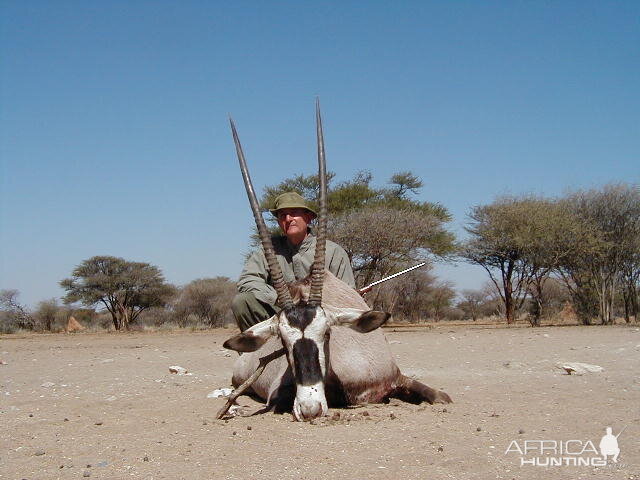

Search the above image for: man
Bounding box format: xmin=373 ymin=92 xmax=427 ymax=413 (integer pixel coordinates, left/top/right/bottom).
xmin=232 ymin=191 xmax=355 ymax=331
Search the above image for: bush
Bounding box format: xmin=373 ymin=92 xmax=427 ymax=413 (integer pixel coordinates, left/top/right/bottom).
xmin=0 ymin=311 xmax=18 ymax=334
xmin=173 ymin=277 xmax=236 ymax=327
xmin=136 ymin=307 xmax=176 ymax=328
xmin=0 ymin=289 xmax=34 ymax=332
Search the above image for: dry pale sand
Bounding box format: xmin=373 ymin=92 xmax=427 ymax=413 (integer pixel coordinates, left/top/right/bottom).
xmin=1 ymin=324 xmax=639 ymax=480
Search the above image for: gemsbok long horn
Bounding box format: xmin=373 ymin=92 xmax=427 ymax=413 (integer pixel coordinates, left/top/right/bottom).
xmin=308 ymin=98 xmax=327 ymax=306
xmin=230 ymin=118 xmax=294 ymax=309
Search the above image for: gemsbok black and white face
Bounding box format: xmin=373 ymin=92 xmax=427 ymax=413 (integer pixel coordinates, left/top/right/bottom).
xmin=224 ymin=303 xmax=389 ymax=420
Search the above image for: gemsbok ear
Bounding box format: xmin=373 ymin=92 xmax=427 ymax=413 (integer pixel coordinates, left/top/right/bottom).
xmin=329 ymin=308 xmax=391 ymax=333
xmin=223 ymin=317 xmax=278 ymax=352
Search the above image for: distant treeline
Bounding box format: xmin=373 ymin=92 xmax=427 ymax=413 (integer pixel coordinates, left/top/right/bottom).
xmin=1 ymin=174 xmax=638 ymax=333
xmin=462 ymin=183 xmax=639 ymax=326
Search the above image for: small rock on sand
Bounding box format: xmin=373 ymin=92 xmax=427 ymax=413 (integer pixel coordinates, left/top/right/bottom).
xmin=502 ymin=361 xmax=526 ymax=369
xmin=555 ymin=362 xmax=603 ymax=375
xmin=168 ymin=365 xmax=191 ymax=375
xmin=207 ymin=388 xmax=232 ymax=398
xmin=227 ymin=405 xmax=242 ymax=416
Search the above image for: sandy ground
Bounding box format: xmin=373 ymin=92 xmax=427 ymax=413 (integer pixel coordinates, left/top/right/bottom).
xmin=1 ymin=324 xmax=639 ymax=480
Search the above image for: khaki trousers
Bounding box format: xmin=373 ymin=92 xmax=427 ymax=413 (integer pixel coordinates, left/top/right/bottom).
xmin=231 ymin=292 xmax=277 ymax=332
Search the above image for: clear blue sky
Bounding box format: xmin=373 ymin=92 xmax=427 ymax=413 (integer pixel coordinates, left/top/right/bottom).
xmin=1 ymin=1 xmax=638 ymax=307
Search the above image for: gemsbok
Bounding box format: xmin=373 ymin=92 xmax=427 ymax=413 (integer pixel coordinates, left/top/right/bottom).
xmin=220 ymin=100 xmax=452 ymax=421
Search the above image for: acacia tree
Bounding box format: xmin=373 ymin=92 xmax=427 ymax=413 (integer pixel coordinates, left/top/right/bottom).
xmin=463 ymin=196 xmax=601 ymax=325
xmin=457 ymin=289 xmax=488 ymax=321
xmin=520 ymin=200 xmax=600 ymax=326
xmin=620 ymin=238 xmax=640 ymax=322
xmin=60 ymin=256 xmax=175 ymax=330
xmin=616 ymin=196 xmax=640 ymax=323
xmin=559 ymin=184 xmax=640 ymax=325
xmin=258 ymin=170 xmax=455 ymax=289
xmin=464 ymin=185 xmax=639 ymax=326
xmin=328 ymin=206 xmax=452 ymax=287
xmin=462 ymin=197 xmax=541 ymax=324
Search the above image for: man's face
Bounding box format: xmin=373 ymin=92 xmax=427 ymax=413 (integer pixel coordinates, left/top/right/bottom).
xmin=276 ymin=208 xmax=314 ymax=243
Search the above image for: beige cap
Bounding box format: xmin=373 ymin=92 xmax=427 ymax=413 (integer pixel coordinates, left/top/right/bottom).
xmin=269 ymin=192 xmax=317 ymax=217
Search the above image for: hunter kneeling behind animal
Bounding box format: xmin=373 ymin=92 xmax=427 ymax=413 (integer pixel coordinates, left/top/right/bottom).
xmin=221 ymin=108 xmax=450 ymax=422
xmin=232 ymin=191 xmax=355 ymax=332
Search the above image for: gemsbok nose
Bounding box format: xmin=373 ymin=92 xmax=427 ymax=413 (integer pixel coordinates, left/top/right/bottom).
xmin=299 ymin=402 xmax=323 ymax=420
xmin=294 ymin=384 xmax=328 ymax=421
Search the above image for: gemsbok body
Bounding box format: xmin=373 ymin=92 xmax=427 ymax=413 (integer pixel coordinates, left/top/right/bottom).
xmin=222 ymin=101 xmax=451 ymax=421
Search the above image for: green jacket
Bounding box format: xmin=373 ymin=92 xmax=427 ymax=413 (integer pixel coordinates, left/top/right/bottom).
xmin=237 ymin=234 xmax=356 ymax=306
